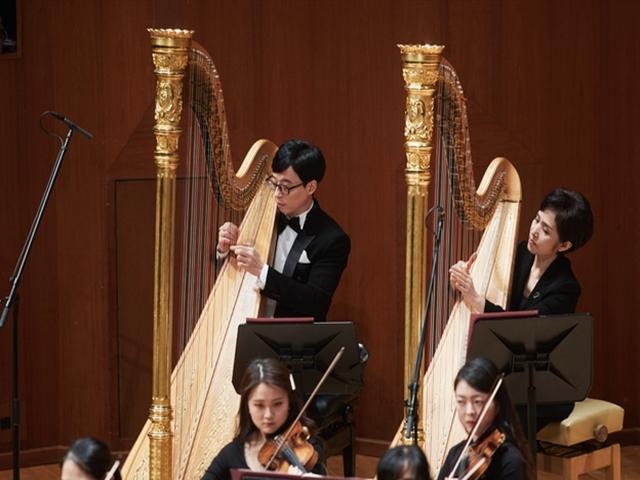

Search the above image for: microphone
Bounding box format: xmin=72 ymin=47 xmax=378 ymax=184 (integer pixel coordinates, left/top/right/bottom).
xmin=424 ymin=205 xmax=445 ymax=226
xmin=48 ymin=111 xmax=93 ymax=139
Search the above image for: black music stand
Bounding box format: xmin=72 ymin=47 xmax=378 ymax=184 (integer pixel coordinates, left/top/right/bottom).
xmin=233 ymin=320 xmax=364 ymax=396
xmin=467 ymin=312 xmax=593 ymax=461
xmin=231 ymin=468 xmax=368 ymax=480
xmin=233 ymin=320 xmax=366 ymax=476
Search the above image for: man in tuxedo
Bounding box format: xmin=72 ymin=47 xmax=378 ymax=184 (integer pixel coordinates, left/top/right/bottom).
xmin=216 ymin=139 xmax=350 ymax=321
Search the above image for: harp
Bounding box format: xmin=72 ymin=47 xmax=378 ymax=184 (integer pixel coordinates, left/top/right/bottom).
xmin=121 ymin=29 xmax=278 ymax=479
xmin=395 ymin=44 xmax=522 ymax=477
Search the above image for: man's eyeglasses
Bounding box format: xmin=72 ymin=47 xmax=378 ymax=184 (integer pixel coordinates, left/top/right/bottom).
xmin=265 ymin=176 xmax=304 ymax=195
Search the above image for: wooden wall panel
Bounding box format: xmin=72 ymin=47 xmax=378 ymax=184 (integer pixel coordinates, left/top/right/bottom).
xmin=0 ymin=0 xmax=61 ymax=453
xmin=0 ymin=0 xmax=638 ymax=465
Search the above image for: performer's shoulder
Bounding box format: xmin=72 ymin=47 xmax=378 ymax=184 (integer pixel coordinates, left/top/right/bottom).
xmin=312 ymin=204 xmax=350 ymax=240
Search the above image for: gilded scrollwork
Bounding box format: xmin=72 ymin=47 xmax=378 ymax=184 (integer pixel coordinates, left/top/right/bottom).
xmin=155 ymin=80 xmax=184 ymax=125
xmin=152 ymin=52 xmax=189 ymax=72
xmin=405 ymin=151 xmax=425 ymax=171
xmin=405 ymin=98 xmax=425 ymax=137
xmin=405 ymin=97 xmax=434 ymax=144
xmin=155 ymin=133 xmax=179 ymax=155
xmin=403 ymin=67 xmax=439 ymax=88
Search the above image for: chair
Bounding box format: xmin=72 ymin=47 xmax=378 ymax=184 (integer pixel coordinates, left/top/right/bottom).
xmin=536 ymin=398 xmax=624 ymax=480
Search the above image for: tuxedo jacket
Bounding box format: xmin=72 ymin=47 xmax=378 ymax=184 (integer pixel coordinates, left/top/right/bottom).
xmin=261 ymin=201 xmax=350 ymax=322
xmin=485 ymin=241 xmax=581 ymax=315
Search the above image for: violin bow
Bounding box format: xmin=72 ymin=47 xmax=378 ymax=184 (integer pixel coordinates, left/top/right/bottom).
xmin=445 ymin=374 xmax=504 ymax=480
xmin=265 ymin=346 xmax=345 ymax=469
xmin=103 ymin=460 xmax=120 ymax=480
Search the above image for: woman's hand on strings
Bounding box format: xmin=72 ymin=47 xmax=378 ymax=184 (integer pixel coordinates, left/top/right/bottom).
xmin=287 ymin=465 xmax=305 ymax=476
xmin=217 ymin=222 xmax=239 ymax=256
xmin=231 ymin=244 xmax=264 ymax=277
xmin=288 ymin=465 xmax=321 ymax=477
xmin=449 ymin=252 xmax=484 ymax=312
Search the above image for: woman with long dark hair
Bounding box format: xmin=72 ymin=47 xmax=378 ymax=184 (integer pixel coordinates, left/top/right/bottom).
xmin=437 ymin=358 xmax=532 ymax=480
xmin=202 ymin=358 xmax=326 ymax=480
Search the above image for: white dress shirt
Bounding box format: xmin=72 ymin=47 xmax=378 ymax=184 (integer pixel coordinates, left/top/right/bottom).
xmin=258 ymin=202 xmax=314 ymax=316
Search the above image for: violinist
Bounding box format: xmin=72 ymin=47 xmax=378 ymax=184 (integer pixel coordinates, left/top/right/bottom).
xmin=202 ymin=358 xmax=326 ymax=480
xmin=437 ymin=358 xmax=532 ymax=480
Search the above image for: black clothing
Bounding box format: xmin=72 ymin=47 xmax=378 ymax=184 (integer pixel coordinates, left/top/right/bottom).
xmin=202 ymin=438 xmax=326 ymax=480
xmin=484 ymin=241 xmax=580 ymax=315
xmin=263 ymin=201 xmax=350 ymax=321
xmin=276 ymin=212 xmax=302 ymax=234
xmin=484 ymin=241 xmax=579 ymax=431
xmin=437 ymin=439 xmax=526 ymax=480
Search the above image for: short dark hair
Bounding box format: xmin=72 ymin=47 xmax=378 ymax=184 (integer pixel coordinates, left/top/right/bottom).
xmin=62 ymin=437 xmax=121 ymax=480
xmin=272 ymin=139 xmax=326 ymax=184
xmin=376 ymin=445 xmax=431 ymax=480
xmin=235 ymin=358 xmax=313 ymax=442
xmin=539 ymin=188 xmax=593 ymax=253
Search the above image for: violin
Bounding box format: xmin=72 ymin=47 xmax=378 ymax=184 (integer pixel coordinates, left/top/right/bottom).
xmin=457 ymin=428 xmax=506 ymax=480
xmin=258 ymin=347 xmax=345 ymax=474
xmin=258 ymin=420 xmax=318 ymax=472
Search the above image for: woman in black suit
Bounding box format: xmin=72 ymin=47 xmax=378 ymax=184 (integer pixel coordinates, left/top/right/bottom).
xmin=449 ymin=188 xmax=593 ymax=315
xmin=449 ymin=187 xmax=593 ymax=431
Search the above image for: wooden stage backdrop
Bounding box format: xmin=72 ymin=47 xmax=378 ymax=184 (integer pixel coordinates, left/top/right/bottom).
xmin=0 ymin=0 xmax=638 ymax=465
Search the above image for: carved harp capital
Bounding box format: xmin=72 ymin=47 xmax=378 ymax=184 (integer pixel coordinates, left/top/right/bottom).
xmin=399 ymin=44 xmax=443 ymax=174
xmin=154 ymin=79 xmax=184 ymax=126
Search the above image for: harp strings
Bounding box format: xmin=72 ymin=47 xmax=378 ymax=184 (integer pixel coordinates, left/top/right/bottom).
xmin=177 ymin=48 xmax=246 ymax=352
xmin=172 ymin=47 xmax=244 ymax=475
xmin=428 ymin=62 xmax=481 ymax=363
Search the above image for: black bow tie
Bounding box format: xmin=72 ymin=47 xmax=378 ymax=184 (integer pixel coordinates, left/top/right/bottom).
xmin=277 ymin=212 xmax=302 ymax=234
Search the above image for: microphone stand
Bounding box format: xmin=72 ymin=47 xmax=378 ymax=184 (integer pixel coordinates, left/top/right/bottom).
xmin=403 ymin=208 xmax=445 ymax=444
xmin=0 ymin=126 xmax=76 ymax=480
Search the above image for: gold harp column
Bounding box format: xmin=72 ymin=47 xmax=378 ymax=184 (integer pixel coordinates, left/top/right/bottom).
xmin=147 ymin=28 xmax=193 ymax=480
xmin=398 ymin=44 xmax=444 ymax=429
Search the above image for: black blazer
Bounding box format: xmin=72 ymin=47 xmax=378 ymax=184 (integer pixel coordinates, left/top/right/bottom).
xmin=261 ymin=201 xmax=350 ymax=322
xmin=485 ymin=241 xmax=581 ymax=315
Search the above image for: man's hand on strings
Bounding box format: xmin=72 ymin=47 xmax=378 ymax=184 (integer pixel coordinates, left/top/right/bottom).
xmin=230 ymin=244 xmax=264 ymax=277
xmin=449 ymin=252 xmax=484 ymax=312
xmin=217 ymin=222 xmax=239 ymax=257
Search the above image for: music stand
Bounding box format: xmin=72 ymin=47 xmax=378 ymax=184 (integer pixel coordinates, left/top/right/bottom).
xmin=467 ymin=312 xmax=593 ymax=461
xmin=231 ymin=468 xmax=368 ymax=480
xmin=233 ymin=320 xmax=366 ymax=475
xmin=233 ymin=320 xmax=364 ymax=396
